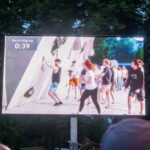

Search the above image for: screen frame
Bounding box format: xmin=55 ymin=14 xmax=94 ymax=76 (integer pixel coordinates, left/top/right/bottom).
xmin=1 ymin=34 xmax=148 ymax=118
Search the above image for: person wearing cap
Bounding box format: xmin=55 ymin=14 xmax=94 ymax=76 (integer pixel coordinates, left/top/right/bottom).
xmin=100 ymin=118 xmax=150 ymax=150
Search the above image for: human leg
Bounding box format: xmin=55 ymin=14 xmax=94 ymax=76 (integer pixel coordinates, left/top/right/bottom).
xmin=91 ymin=88 xmax=101 ymax=114
xmin=106 ymin=88 xmax=110 ymax=108
xmin=74 ymin=78 xmax=79 ymax=99
xmin=78 ymin=90 xmax=90 ymax=112
xmin=53 ymin=92 xmax=62 ymax=104
xmin=48 ymin=92 xmax=58 ymax=104
xmin=101 ymin=84 xmax=110 ymax=107
xmin=128 ymin=89 xmax=135 ymax=114
xmin=48 ymin=82 xmax=61 ymax=105
xmin=137 ymin=89 xmax=144 ymax=114
xmin=100 ymin=85 xmax=107 ymax=104
xmin=66 ymin=85 xmax=71 ymax=99
xmin=139 ymin=101 xmax=144 ymax=114
xmin=110 ymin=82 xmax=115 ymax=104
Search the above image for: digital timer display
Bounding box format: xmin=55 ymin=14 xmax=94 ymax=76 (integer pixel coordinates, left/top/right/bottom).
xmin=14 ymin=42 xmax=31 ymax=49
xmin=6 ymin=37 xmax=37 ymax=50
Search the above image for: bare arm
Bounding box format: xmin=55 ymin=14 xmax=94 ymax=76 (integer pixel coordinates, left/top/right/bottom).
xmin=80 ymin=75 xmax=85 ymax=84
xmin=47 ymin=64 xmax=54 ymax=69
xmin=42 ymin=56 xmax=54 ymax=69
xmin=95 ymin=72 xmax=105 ymax=79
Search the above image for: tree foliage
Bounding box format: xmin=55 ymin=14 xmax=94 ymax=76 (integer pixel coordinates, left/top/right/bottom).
xmin=0 ymin=0 xmax=149 ymax=35
xmin=91 ymin=37 xmax=144 ymax=64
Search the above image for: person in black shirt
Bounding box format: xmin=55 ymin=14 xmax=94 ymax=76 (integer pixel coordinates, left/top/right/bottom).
xmin=99 ymin=59 xmax=112 ymax=108
xmin=44 ymin=58 xmax=62 ymax=106
xmin=126 ymin=59 xmax=144 ymax=115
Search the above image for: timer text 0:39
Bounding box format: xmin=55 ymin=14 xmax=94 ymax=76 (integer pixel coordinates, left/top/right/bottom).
xmin=14 ymin=42 xmax=30 ymax=50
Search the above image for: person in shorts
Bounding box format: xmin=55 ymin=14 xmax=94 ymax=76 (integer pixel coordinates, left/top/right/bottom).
xmin=99 ymin=59 xmax=112 ymax=108
xmin=66 ymin=60 xmax=79 ymax=99
xmin=46 ymin=59 xmax=63 ymax=106
xmin=125 ymin=59 xmax=144 ymax=114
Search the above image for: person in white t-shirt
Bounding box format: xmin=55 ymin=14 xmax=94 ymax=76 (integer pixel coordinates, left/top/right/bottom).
xmin=78 ymin=60 xmax=101 ymax=114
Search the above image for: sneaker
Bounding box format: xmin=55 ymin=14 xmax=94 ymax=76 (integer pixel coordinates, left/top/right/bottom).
xmin=98 ymin=111 xmax=101 ymax=114
xmin=53 ymin=103 xmax=59 ymax=106
xmin=77 ymin=111 xmax=81 ymax=115
xmin=58 ymin=101 xmax=63 ymax=104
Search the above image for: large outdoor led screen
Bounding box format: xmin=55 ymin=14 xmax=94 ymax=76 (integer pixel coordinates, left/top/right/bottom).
xmin=2 ymin=36 xmax=145 ymax=115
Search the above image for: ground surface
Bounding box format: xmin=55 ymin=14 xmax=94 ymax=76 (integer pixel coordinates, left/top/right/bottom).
xmin=3 ymin=88 xmax=145 ymax=116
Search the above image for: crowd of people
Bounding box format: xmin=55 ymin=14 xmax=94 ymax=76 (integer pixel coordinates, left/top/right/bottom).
xmin=42 ymin=57 xmax=144 ymax=115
